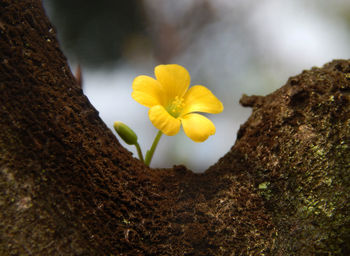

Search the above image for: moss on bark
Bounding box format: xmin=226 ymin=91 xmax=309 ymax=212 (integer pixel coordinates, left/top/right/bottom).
xmin=233 ymin=60 xmax=350 ymax=254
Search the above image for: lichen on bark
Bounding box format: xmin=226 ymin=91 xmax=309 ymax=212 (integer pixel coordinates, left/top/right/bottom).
xmin=234 ymin=60 xmax=350 ymax=254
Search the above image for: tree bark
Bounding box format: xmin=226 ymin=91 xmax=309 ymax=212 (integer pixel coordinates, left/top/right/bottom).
xmin=1 ymin=1 xmax=349 ymax=255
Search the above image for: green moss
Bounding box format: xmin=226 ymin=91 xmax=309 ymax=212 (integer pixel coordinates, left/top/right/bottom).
xmin=258 ymin=182 xmax=272 ymax=200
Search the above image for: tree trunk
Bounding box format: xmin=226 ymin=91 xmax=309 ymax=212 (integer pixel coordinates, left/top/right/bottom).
xmin=1 ymin=1 xmax=349 ymax=255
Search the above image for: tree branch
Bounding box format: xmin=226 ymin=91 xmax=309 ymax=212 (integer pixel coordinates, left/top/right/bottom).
xmin=1 ymin=1 xmax=349 ymax=255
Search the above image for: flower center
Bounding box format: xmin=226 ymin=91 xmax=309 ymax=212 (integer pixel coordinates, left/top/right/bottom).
xmin=166 ymin=96 xmax=185 ymax=118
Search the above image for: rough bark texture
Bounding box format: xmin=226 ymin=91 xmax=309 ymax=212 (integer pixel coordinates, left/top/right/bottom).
xmin=1 ymin=1 xmax=349 ymax=255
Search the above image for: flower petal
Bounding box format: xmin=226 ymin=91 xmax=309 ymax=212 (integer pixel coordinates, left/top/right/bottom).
xmin=181 ymin=113 xmax=216 ymax=142
xmin=182 ymin=85 xmax=224 ymax=115
xmin=149 ymin=105 xmax=181 ymax=136
xmin=155 ymin=64 xmax=190 ymax=100
xmin=132 ymin=75 xmax=164 ymax=107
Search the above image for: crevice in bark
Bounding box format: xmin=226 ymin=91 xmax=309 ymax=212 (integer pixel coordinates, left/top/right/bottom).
xmin=1 ymin=0 xmax=349 ymax=255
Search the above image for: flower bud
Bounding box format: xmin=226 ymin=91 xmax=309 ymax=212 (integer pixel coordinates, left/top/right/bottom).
xmin=113 ymin=121 xmax=138 ymax=145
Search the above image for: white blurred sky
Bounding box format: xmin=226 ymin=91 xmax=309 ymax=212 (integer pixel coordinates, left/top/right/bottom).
xmin=83 ymin=0 xmax=350 ymax=171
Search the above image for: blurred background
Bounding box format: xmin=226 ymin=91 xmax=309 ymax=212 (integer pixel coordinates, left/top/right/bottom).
xmin=43 ymin=0 xmax=350 ymax=172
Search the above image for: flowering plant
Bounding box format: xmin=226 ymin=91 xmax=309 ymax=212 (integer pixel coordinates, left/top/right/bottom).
xmin=114 ymin=64 xmax=223 ymax=166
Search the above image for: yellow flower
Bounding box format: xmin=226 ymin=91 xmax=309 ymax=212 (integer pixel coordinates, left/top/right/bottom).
xmin=131 ymin=64 xmax=224 ymax=142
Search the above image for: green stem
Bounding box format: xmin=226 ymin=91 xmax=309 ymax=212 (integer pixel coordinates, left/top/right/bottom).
xmin=144 ymin=130 xmax=163 ymax=166
xmin=135 ymin=142 xmax=144 ymax=163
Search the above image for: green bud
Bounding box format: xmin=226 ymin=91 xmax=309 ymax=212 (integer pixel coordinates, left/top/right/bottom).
xmin=113 ymin=121 xmax=138 ymax=145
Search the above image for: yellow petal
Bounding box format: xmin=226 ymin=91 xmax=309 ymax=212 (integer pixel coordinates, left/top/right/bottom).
xmin=132 ymin=75 xmax=164 ymax=107
xmin=155 ymin=64 xmax=190 ymax=100
xmin=149 ymin=105 xmax=181 ymax=136
xmin=182 ymin=85 xmax=224 ymax=115
xmin=181 ymin=113 xmax=216 ymax=142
